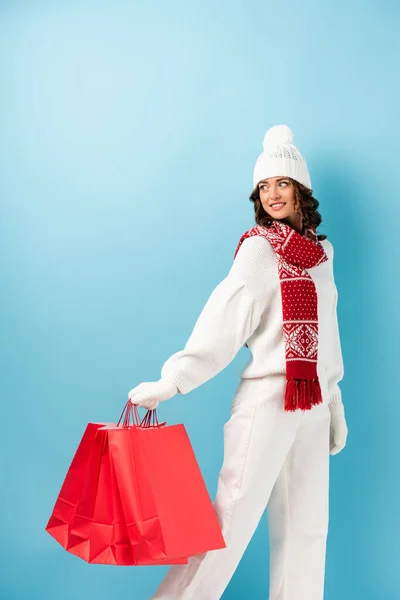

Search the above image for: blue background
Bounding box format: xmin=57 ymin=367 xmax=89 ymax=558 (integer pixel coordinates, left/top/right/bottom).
xmin=1 ymin=1 xmax=399 ymax=598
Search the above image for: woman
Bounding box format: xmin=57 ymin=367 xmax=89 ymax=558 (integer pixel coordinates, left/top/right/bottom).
xmin=128 ymin=124 xmax=348 ymax=600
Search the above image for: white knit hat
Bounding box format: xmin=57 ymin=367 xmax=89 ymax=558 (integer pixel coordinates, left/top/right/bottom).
xmin=253 ymin=124 xmax=312 ymax=190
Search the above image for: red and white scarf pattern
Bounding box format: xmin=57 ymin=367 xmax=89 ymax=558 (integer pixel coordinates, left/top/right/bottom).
xmin=234 ymin=221 xmax=328 ymax=412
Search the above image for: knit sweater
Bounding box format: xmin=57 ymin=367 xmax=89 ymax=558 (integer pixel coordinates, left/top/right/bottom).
xmin=160 ymin=234 xmax=344 ymax=407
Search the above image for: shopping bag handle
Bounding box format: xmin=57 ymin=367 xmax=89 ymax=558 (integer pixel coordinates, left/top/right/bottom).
xmin=117 ymin=400 xmax=167 ymax=429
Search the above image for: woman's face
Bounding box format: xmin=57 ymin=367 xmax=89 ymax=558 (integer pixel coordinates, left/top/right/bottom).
xmin=258 ymin=176 xmax=299 ymax=220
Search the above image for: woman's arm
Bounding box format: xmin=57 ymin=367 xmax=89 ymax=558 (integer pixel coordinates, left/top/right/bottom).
xmin=326 ymin=242 xmax=345 ymax=406
xmin=160 ymin=236 xmax=275 ymax=395
xmin=324 ymin=241 xmax=348 ymax=455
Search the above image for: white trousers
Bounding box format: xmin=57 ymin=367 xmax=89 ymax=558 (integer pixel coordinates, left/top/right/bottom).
xmin=151 ymin=374 xmax=331 ymax=600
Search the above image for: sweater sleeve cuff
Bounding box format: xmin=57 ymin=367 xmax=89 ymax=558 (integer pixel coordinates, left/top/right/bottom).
xmin=161 ymin=369 xmax=190 ymax=395
xmin=328 ymin=388 xmax=343 ymax=406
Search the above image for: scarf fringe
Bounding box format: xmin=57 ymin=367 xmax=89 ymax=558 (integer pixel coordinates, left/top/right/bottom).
xmin=284 ymin=378 xmax=323 ymax=412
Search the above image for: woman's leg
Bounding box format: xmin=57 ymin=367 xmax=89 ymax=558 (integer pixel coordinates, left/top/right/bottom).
xmin=267 ymin=400 xmax=331 ymax=600
xmin=151 ymin=376 xmax=303 ymax=600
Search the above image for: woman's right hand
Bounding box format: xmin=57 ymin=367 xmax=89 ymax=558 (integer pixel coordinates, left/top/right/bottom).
xmin=128 ymin=378 xmax=178 ymax=410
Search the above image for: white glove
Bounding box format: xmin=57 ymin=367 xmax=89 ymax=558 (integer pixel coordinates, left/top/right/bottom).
xmin=329 ymin=402 xmax=348 ymax=455
xmin=128 ymin=377 xmax=178 ymax=410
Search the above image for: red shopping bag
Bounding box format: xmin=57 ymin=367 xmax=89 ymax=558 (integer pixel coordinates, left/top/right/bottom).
xmin=46 ymin=402 xmax=226 ymax=565
xmin=45 ymin=421 xmax=112 ymax=549
xmin=110 ymin=403 xmax=226 ymax=562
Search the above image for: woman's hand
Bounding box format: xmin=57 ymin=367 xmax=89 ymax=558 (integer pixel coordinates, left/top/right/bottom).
xmin=128 ymin=378 xmax=178 ymax=410
xmin=328 ymin=403 xmax=348 ymax=455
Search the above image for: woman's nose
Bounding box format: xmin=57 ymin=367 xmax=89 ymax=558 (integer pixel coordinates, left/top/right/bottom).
xmin=270 ymin=187 xmax=280 ymax=198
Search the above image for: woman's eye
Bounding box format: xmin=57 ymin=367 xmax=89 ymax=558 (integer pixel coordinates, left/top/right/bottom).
xmin=260 ymin=181 xmax=288 ymax=191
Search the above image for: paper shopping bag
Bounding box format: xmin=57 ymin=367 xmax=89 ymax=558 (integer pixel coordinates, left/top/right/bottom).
xmin=110 ymin=402 xmax=226 ymax=561
xmin=46 ymin=401 xmax=226 ymax=565
xmin=45 ymin=421 xmax=111 ymax=549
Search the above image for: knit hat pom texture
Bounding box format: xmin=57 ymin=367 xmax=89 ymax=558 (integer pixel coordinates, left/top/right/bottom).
xmin=263 ymin=124 xmax=294 ymax=150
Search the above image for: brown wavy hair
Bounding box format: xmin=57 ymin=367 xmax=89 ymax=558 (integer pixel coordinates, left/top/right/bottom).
xmin=249 ymin=177 xmax=327 ymax=242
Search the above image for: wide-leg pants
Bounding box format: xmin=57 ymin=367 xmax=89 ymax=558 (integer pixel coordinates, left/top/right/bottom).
xmin=151 ymin=373 xmax=331 ymax=600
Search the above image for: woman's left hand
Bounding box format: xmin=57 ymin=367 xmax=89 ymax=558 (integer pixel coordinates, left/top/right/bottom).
xmin=328 ymin=403 xmax=348 ymax=455
xmin=128 ymin=378 xmax=178 ymax=410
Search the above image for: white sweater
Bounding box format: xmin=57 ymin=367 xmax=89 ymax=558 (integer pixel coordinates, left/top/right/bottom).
xmin=161 ymin=235 xmax=344 ymax=407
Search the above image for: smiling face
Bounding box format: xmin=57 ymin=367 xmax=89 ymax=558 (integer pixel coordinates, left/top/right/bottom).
xmin=256 ymin=176 xmax=305 ymax=233
xmin=258 ymin=176 xmax=298 ymax=219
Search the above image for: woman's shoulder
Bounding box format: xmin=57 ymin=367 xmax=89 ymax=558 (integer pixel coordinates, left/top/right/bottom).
xmin=320 ymin=237 xmax=335 ymax=261
xmin=233 ymin=233 xmax=277 ymax=278
xmin=234 ymin=231 xmax=276 ymax=263
xmin=230 ymin=232 xmax=278 ymax=305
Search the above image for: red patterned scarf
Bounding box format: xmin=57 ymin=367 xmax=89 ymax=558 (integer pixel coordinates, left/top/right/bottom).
xmin=234 ymin=221 xmax=328 ymax=412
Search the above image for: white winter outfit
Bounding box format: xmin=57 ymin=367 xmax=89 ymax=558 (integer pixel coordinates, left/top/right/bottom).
xmin=127 ymin=124 xmax=348 ymax=599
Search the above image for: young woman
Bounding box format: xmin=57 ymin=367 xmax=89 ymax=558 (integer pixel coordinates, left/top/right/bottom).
xmin=128 ymin=124 xmax=349 ymax=600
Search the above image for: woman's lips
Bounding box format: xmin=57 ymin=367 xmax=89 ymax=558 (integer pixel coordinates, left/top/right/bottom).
xmin=270 ymin=202 xmax=286 ymax=211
